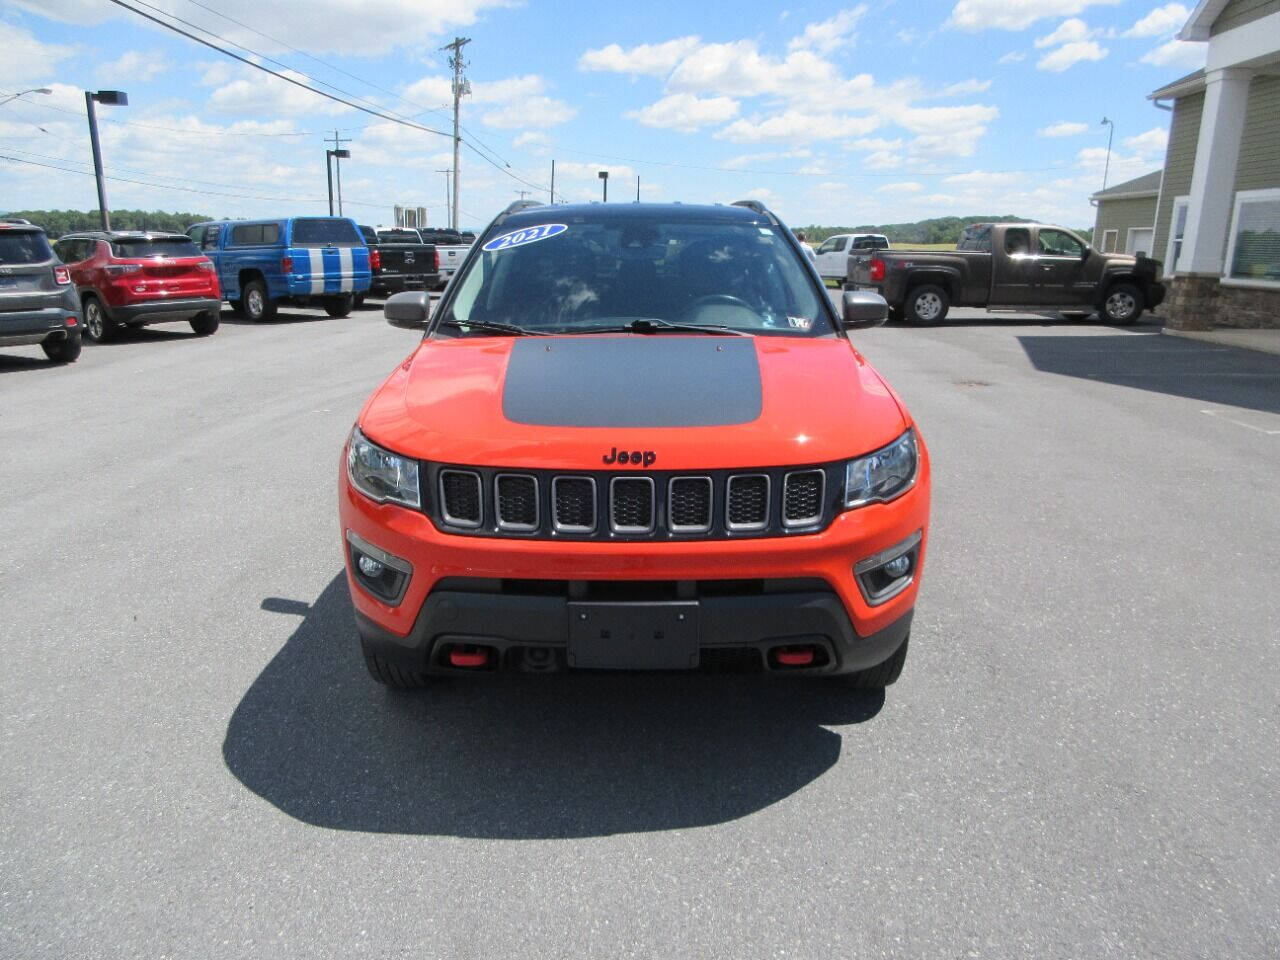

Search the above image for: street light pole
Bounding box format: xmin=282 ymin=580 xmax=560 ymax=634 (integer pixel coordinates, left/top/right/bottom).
xmin=0 ymin=87 xmax=52 ymax=108
xmin=598 ymin=170 xmax=608 ymax=203
xmin=85 ymin=90 xmax=128 ymax=231
xmin=1100 ymin=116 xmax=1115 ymax=193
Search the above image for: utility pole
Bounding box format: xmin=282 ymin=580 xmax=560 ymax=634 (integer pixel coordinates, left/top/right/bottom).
xmin=550 ymin=159 xmax=555 ymax=204
xmin=435 ymin=169 xmax=452 ymax=228
xmin=516 ymin=190 xmax=530 ymax=201
xmin=325 ymin=130 xmax=351 ymax=216
xmin=441 ymin=36 xmax=471 ymax=234
xmin=636 ymin=175 xmax=640 ymax=203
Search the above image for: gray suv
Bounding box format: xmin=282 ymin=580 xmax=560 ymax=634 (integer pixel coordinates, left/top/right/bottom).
xmin=0 ymin=222 xmax=82 ymax=363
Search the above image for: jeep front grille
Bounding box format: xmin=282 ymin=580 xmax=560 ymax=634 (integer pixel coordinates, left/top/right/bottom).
xmin=440 ymin=469 xmax=482 ymax=527
xmin=425 ymin=464 xmax=838 ymax=539
xmin=495 ymin=474 xmax=538 ymax=531
xmin=782 ymin=470 xmax=825 ymax=527
xmin=726 ymin=474 xmax=770 ymax=531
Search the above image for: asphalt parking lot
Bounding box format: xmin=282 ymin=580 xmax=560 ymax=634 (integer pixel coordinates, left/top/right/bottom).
xmin=2 ymin=302 xmax=1278 ymax=958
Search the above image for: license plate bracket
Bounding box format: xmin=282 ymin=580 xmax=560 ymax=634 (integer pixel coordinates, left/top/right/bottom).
xmin=567 ymin=601 xmax=699 ymax=670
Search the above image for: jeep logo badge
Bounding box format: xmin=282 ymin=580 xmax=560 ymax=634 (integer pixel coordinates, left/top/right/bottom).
xmin=602 ymin=447 xmax=656 ymax=467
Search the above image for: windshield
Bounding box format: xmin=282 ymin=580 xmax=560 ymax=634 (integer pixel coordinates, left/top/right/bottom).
xmin=110 ymin=238 xmax=201 ymax=258
xmin=441 ymin=214 xmax=830 ymax=337
xmin=0 ymin=231 xmax=53 ymax=264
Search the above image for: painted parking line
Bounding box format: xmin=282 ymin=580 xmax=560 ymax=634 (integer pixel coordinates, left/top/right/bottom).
xmin=1200 ymin=408 xmax=1280 ymax=435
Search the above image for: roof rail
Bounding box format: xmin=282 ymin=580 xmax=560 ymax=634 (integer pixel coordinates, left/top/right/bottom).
xmin=731 ymin=199 xmax=780 ymax=225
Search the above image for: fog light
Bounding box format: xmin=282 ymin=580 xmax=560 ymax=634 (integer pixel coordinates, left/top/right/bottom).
xmin=346 ymin=530 xmax=412 ymax=605
xmin=357 ymin=554 xmax=385 ymax=578
xmin=882 ymin=555 xmax=911 ymax=579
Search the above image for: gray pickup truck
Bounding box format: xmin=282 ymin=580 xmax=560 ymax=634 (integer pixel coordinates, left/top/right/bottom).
xmin=847 ymin=222 xmax=1165 ymax=325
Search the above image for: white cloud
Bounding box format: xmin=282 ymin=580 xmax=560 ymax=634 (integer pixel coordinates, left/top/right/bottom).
xmin=1139 ymin=38 xmax=1206 ymax=68
xmin=1125 ymin=3 xmax=1190 ymax=38
xmin=1124 ymin=126 xmax=1168 ymax=157
xmin=1039 ymin=121 xmax=1089 ymax=136
xmin=14 ymin=0 xmax=510 ymax=57
xmin=667 ymin=41 xmax=839 ymax=98
xmin=723 ymin=149 xmax=812 ymax=169
xmin=513 ymin=131 xmax=552 ymax=150
xmin=98 ymin=50 xmax=170 ymax=84
xmin=1037 ymin=40 xmax=1108 ymax=71
xmin=937 ymin=78 xmax=993 ymax=96
xmin=1076 ymin=146 xmax=1153 ymax=184
xmin=482 ymin=96 xmax=576 ymax=130
xmin=998 ymin=51 xmax=1027 ymax=63
xmin=715 ymin=110 xmax=880 ymax=143
xmin=208 ymin=67 xmax=352 ymax=117
xmin=1034 ymin=18 xmax=1094 ymax=48
xmin=627 ymin=93 xmax=739 ymax=132
xmin=578 ymin=37 xmax=701 ymax=77
xmin=947 ymin=0 xmax=1122 ymax=31
xmin=943 ymin=170 xmax=1021 ymax=187
xmin=890 ymin=102 xmax=999 ymax=135
xmin=0 ymin=21 xmax=73 ymax=87
xmin=878 ymin=181 xmax=925 ymax=193
xmin=787 ymin=6 xmax=868 ymax=54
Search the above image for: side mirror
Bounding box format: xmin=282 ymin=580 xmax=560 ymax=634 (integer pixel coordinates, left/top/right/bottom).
xmin=384 ymin=291 xmax=431 ymax=329
xmin=841 ymin=289 xmax=888 ymax=329
xmin=1080 ymin=244 xmax=1092 ymax=260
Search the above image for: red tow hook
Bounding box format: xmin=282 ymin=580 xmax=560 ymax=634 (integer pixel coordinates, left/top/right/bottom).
xmin=448 ymin=646 xmax=489 ymax=668
xmin=775 ymin=647 xmax=815 ymax=667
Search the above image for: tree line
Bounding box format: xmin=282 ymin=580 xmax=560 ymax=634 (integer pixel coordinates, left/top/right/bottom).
xmin=794 ymin=215 xmax=1100 ymax=246
xmin=2 ymin=209 xmax=214 ymax=238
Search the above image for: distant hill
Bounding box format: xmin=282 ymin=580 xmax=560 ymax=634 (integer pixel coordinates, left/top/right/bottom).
xmin=2 ymin=209 xmax=213 ymax=238
xmin=798 ymin=215 xmax=1037 ymax=246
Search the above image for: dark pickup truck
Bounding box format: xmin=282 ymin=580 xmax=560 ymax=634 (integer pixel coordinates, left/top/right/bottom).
xmin=358 ymin=226 xmax=439 ymax=300
xmin=847 ymin=222 xmax=1165 ymax=325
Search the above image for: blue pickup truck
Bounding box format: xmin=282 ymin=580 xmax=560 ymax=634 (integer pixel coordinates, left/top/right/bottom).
xmin=186 ymin=217 xmax=371 ymax=320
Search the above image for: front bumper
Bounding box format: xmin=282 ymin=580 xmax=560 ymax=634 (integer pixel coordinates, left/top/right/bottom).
xmin=108 ymin=296 xmax=220 ymax=324
xmin=339 ymin=452 xmax=929 ymax=676
xmin=0 ymin=306 xmax=79 ymax=346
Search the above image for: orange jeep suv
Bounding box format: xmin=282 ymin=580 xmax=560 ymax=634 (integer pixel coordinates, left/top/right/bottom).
xmin=339 ymin=201 xmax=930 ymax=689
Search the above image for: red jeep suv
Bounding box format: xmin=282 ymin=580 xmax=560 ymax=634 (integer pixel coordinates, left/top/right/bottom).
xmin=340 ymin=200 xmax=930 ymax=691
xmin=53 ymin=231 xmax=221 ymax=341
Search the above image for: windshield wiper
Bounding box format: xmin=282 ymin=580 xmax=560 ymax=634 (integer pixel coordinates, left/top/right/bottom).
xmin=580 ymin=318 xmax=751 ymax=337
xmin=437 ymin=318 xmax=551 ymax=337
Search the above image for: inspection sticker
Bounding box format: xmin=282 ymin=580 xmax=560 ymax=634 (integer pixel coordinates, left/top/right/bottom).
xmin=482 ymin=223 xmax=568 ymax=252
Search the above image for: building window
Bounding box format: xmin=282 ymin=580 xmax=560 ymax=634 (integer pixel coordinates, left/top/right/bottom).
xmin=1224 ymin=189 xmax=1280 ymax=286
xmin=1164 ymin=196 xmax=1189 ymax=275
xmin=1102 ymin=229 xmax=1118 ymax=253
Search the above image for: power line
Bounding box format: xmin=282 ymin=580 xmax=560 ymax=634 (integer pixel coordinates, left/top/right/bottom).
xmin=103 ymin=0 xmax=452 ymax=139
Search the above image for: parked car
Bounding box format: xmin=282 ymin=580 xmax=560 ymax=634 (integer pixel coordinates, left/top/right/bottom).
xmin=341 ymin=200 xmax=929 ymax=690
xmin=186 ymin=217 xmax=371 ymax=321
xmin=848 ymin=222 xmax=1165 ymax=325
xmin=813 ymin=233 xmax=890 ymax=283
xmin=52 ymin=231 xmax=221 ymax=341
xmin=357 ymin=225 xmax=439 ymax=301
xmin=418 ymin=228 xmax=472 ymax=289
xmin=0 ymin=221 xmax=81 ymax=362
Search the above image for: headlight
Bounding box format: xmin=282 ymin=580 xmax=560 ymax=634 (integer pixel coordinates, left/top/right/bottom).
xmin=844 ymin=428 xmax=918 ymax=508
xmin=347 ymin=427 xmax=421 ymax=508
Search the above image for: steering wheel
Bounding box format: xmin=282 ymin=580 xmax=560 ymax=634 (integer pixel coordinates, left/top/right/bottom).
xmin=682 ymin=294 xmax=755 ymax=316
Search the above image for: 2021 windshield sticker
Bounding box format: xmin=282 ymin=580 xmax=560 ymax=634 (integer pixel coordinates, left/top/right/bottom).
xmin=482 ymin=223 xmax=568 ymax=252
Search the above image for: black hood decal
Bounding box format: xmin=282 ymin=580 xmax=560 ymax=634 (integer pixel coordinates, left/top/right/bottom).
xmin=502 ymin=337 xmax=763 ymax=428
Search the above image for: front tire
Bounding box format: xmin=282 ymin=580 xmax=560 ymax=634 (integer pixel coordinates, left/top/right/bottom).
xmin=363 ymin=647 xmax=430 ymax=689
xmin=905 ymin=284 xmax=949 ymax=324
xmin=1102 ymin=283 xmax=1143 ymax=326
xmin=324 ymin=294 xmax=353 ymax=318
xmin=241 ymin=279 xmax=276 ymax=322
xmin=845 ymin=636 xmax=909 ymax=689
xmin=190 ymin=311 xmax=219 ymax=336
xmin=42 ymin=332 xmax=82 ymax=363
xmin=82 ymin=296 xmax=115 ymax=343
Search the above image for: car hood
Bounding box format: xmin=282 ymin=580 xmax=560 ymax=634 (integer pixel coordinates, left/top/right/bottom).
xmin=359 ymin=334 xmax=909 ymax=471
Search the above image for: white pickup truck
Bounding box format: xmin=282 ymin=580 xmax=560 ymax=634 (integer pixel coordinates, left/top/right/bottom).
xmin=419 ymin=229 xmax=473 ymax=290
xmin=813 ymin=233 xmax=890 ymax=283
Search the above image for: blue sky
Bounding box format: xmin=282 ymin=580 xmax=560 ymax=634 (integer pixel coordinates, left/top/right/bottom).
xmin=1 ymin=0 xmax=1205 ymax=230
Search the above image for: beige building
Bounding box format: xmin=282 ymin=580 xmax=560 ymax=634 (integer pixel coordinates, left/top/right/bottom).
xmin=1090 ymin=170 xmax=1161 ymax=257
xmin=1149 ymin=0 xmax=1280 ymax=330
